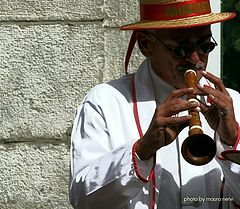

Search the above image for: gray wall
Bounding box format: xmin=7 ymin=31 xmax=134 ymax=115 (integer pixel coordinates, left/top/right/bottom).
xmin=0 ymin=0 xmax=143 ymax=208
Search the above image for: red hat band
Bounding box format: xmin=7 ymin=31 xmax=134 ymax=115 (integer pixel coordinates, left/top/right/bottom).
xmin=140 ymin=0 xmax=211 ymax=21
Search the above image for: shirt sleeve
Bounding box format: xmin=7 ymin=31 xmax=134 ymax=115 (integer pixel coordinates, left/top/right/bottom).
xmin=69 ymin=89 xmax=148 ymax=209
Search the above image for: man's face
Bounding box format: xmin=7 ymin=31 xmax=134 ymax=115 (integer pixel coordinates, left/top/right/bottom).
xmin=148 ymin=25 xmax=213 ymax=88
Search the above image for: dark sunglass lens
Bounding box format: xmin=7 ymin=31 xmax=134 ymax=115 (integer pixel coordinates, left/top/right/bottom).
xmin=174 ymin=46 xmax=191 ymax=57
xmin=198 ymin=42 xmax=216 ymax=54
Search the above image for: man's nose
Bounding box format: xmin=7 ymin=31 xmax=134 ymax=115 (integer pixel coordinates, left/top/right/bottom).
xmin=186 ymin=51 xmax=200 ymax=64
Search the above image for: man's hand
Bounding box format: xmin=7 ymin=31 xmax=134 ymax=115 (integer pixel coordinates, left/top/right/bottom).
xmin=135 ymin=87 xmax=199 ymax=160
xmin=197 ymin=71 xmax=238 ymax=146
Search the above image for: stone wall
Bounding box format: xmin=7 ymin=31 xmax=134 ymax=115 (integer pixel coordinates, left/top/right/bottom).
xmin=0 ymin=0 xmax=143 ymax=208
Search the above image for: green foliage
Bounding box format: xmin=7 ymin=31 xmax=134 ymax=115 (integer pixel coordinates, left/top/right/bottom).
xmin=222 ymin=0 xmax=240 ymax=92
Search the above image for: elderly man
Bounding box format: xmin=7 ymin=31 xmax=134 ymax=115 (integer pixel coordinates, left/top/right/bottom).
xmin=69 ymin=0 xmax=240 ymax=209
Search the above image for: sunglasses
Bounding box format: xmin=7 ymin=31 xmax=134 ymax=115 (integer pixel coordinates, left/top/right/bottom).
xmin=142 ymin=31 xmax=218 ymax=58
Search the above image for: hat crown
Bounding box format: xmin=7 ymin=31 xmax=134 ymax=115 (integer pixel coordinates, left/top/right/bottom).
xmin=140 ymin=0 xmax=211 ymax=21
xmin=121 ymin=0 xmax=236 ymax=74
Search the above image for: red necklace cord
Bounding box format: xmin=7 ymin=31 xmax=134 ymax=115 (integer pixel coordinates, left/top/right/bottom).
xmin=131 ymin=76 xmax=156 ymax=209
xmin=131 ymin=75 xmax=143 ymax=138
xmin=132 ymin=142 xmax=156 ymax=183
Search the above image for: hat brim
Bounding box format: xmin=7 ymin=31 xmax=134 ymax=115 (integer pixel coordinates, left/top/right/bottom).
xmin=120 ymin=12 xmax=236 ymax=30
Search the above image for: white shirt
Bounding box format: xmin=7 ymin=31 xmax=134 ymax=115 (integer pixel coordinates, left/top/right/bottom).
xmin=69 ymin=59 xmax=240 ymax=209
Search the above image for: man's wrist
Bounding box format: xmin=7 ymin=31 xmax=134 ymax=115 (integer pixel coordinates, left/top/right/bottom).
xmin=135 ymin=138 xmax=157 ymax=160
xmin=221 ymin=122 xmax=238 ymax=146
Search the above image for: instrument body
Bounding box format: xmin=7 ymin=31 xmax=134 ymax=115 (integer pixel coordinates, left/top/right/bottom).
xmin=181 ymin=69 xmax=216 ymax=165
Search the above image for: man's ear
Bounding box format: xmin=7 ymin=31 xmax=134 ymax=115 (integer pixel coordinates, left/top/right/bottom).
xmin=137 ymin=31 xmax=153 ymax=57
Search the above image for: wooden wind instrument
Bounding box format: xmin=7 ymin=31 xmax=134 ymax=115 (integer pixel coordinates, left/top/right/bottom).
xmin=181 ymin=69 xmax=216 ymax=165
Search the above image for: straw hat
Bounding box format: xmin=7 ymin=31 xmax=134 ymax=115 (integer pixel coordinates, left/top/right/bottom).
xmin=121 ymin=0 xmax=236 ymax=73
xmin=120 ymin=0 xmax=236 ymax=30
